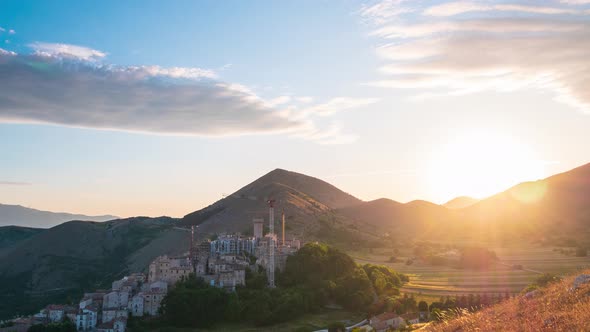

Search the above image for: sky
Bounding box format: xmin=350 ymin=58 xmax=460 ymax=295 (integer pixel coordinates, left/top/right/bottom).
xmin=1 ymin=0 xmax=590 ymax=218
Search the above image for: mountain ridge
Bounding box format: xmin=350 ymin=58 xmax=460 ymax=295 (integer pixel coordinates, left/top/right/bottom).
xmin=0 ymin=203 xmax=118 ymax=228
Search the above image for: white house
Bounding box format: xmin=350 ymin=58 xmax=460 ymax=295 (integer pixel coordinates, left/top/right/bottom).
xmin=102 ymin=291 xmax=129 ymax=310
xmin=369 ymin=312 xmax=406 ymax=332
xmin=46 ymin=304 xmax=66 ymax=322
xmin=101 ymin=309 xmax=128 ymax=324
xmin=75 ymin=304 xmax=99 ymax=331
xmin=113 ymin=317 xmax=127 ymax=332
xmin=129 ymin=293 xmax=144 ymax=317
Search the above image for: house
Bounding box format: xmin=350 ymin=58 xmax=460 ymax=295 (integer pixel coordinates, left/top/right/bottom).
xmin=101 ymin=309 xmax=127 ymax=324
xmin=401 ymin=312 xmax=420 ymax=325
xmin=113 ymin=317 xmax=127 ymax=332
xmin=96 ymin=321 xmax=115 ymax=332
xmin=369 ymin=312 xmax=406 ymax=332
xmin=103 ymin=291 xmax=129 ymax=310
xmin=129 ymin=293 xmax=144 ymax=317
xmin=76 ymin=304 xmax=99 ymax=331
xmin=143 ymin=289 xmax=166 ymax=316
xmin=148 ymin=255 xmax=192 ymax=285
xmin=46 ymin=304 xmax=66 ymax=322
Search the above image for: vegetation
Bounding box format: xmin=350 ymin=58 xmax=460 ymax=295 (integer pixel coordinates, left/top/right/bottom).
xmin=27 ymin=319 xmax=76 ymax=332
xmin=141 ymin=243 xmax=408 ymax=330
xmin=424 ymin=270 xmax=590 ymax=331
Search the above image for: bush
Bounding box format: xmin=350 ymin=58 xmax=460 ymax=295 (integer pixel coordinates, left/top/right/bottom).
xmin=327 ymin=321 xmax=346 ymax=332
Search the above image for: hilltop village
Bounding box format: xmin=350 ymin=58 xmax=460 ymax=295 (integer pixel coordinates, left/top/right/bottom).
xmin=4 ymin=218 xmax=300 ymax=332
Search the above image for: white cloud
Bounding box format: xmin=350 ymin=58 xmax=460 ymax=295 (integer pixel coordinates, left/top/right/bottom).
xmin=363 ymin=1 xmax=590 ymax=113
xmin=560 ymin=0 xmax=590 ymax=4
xmin=298 ymin=97 xmax=379 ymax=118
xmin=423 ymin=1 xmax=582 ymax=16
xmin=30 ymin=42 xmax=107 ymax=61
xmin=0 ymin=27 xmax=5 ymax=32
xmin=359 ymin=0 xmax=414 ymax=24
xmin=8 ymin=29 xmax=15 ymax=34
xmin=0 ymin=45 xmax=375 ymax=143
xmin=0 ymin=48 xmax=16 ymax=56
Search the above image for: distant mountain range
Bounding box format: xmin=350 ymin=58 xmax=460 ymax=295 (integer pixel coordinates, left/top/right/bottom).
xmin=1 ymin=163 xmax=590 ymax=319
xmin=0 ymin=204 xmax=117 ymax=228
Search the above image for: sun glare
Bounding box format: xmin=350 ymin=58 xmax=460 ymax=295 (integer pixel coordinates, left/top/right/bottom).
xmin=428 ymin=131 xmax=546 ymax=202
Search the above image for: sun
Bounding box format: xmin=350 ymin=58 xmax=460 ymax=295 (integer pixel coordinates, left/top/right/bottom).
xmin=427 ymin=131 xmax=545 ymax=202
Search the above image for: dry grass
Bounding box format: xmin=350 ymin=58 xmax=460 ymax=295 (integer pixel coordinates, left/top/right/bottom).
xmin=424 ymin=270 xmax=590 ymax=332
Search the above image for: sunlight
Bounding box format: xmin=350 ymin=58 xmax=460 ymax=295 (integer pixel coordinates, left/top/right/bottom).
xmin=428 ymin=131 xmax=546 ymax=201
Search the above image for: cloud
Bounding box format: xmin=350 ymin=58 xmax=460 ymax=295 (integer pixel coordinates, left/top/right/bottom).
xmin=30 ymin=42 xmax=106 ymax=61
xmin=423 ymin=1 xmax=582 ymax=17
xmin=0 ymin=43 xmax=375 ymax=143
xmin=0 ymin=181 xmax=31 ymax=186
xmin=8 ymin=29 xmax=15 ymax=35
xmin=560 ymin=0 xmax=590 ymax=4
xmin=298 ymin=97 xmax=380 ymax=118
xmin=360 ymin=0 xmax=414 ymax=24
xmin=363 ymin=1 xmax=590 ymax=113
xmin=0 ymin=27 xmax=4 ymax=32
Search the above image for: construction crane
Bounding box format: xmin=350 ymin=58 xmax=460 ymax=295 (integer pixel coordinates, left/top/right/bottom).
xmin=222 ymin=192 xmax=278 ymax=288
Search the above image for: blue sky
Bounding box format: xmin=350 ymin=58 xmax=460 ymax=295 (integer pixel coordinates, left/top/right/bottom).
xmin=1 ymin=0 xmax=590 ymax=217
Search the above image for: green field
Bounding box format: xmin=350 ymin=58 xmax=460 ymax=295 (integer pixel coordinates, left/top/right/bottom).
xmin=352 ymin=245 xmax=590 ymax=300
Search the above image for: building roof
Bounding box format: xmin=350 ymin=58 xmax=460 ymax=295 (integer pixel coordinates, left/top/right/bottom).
xmin=46 ymin=304 xmax=66 ymax=311
xmin=401 ymin=312 xmax=419 ymax=321
xmin=372 ymin=311 xmax=400 ymax=322
xmin=96 ymin=321 xmax=114 ymax=329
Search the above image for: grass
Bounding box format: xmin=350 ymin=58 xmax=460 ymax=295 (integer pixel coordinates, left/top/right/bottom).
xmin=133 ymin=309 xmax=364 ymax=332
xmin=423 ymin=269 xmax=590 ymax=331
xmin=351 ymin=244 xmax=590 ymax=300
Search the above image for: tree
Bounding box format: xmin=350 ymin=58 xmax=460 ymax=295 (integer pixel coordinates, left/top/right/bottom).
xmin=418 ymin=300 xmax=429 ymax=312
xmin=328 ymin=321 xmax=346 ymax=332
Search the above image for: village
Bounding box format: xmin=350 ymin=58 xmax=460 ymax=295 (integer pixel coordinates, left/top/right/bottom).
xmin=1 ymin=212 xmax=429 ymax=332
xmin=1 ymin=216 xmax=301 ymax=332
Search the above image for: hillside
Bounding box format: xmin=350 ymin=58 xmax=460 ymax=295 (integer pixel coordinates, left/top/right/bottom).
xmin=0 ymin=217 xmax=188 ymax=319
xmin=0 ymin=203 xmax=117 ymax=228
xmin=182 ymin=169 xmax=364 ymax=241
xmin=0 ymin=226 xmax=44 ymax=256
xmin=459 ymin=162 xmax=590 ymax=241
xmin=337 ymin=198 xmax=454 ymax=237
xmin=443 ymin=196 xmax=478 ymax=209
xmin=425 ymin=270 xmax=590 ymax=331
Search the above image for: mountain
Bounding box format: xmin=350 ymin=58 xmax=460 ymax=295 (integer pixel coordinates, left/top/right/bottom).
xmin=444 ymin=196 xmax=479 ymax=209
xmin=0 ymin=226 xmax=45 ymax=256
xmin=182 ymin=168 xmax=363 ymax=240
xmin=0 ymin=216 xmax=187 ymax=319
xmin=337 ymin=198 xmax=454 ymax=236
xmin=0 ymin=204 xmax=118 ymax=228
xmin=460 ymin=162 xmax=590 ymax=239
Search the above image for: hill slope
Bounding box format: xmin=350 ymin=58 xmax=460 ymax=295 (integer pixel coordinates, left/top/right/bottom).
xmin=337 ymin=198 xmax=454 ymax=237
xmin=425 ymin=270 xmax=590 ymax=331
xmin=459 ymin=162 xmax=590 ymax=240
xmin=0 ymin=203 xmax=117 ymax=228
xmin=0 ymin=217 xmax=187 ymax=319
xmin=444 ymin=196 xmax=479 ymax=209
xmin=0 ymin=226 xmax=45 ymax=256
xmin=182 ymin=169 xmax=363 ymax=240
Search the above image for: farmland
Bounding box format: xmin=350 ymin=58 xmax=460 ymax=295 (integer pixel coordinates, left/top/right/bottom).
xmin=351 ymin=245 xmax=590 ymax=301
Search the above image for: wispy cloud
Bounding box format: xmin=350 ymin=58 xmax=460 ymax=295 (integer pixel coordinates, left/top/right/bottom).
xmin=30 ymin=42 xmax=106 ymax=61
xmin=0 ymin=181 xmax=31 ymax=186
xmin=362 ymin=1 xmax=590 ymax=113
xmin=423 ymin=1 xmax=582 ymax=16
xmin=0 ymin=43 xmax=375 ymax=143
